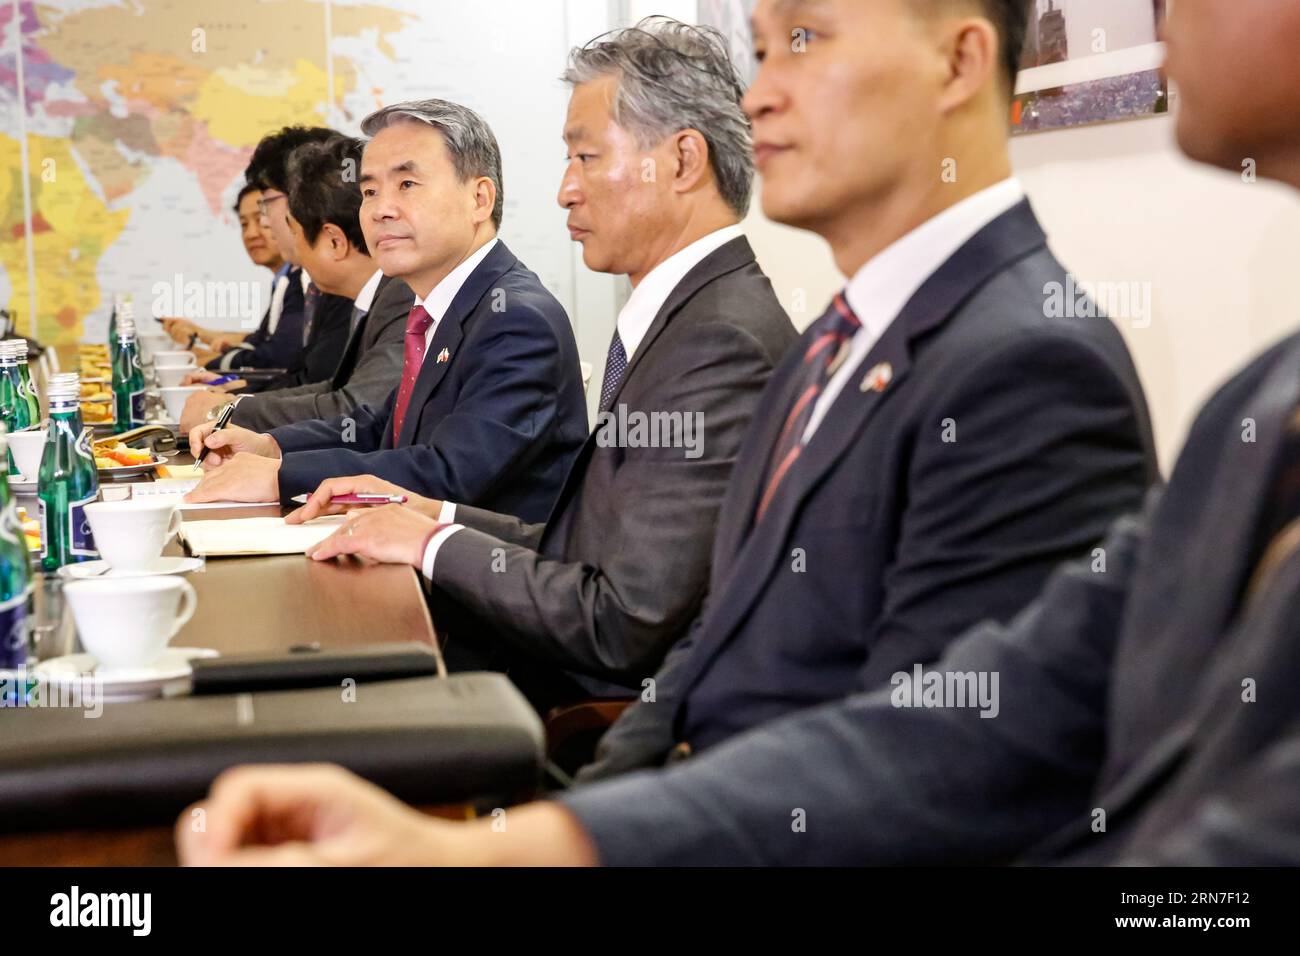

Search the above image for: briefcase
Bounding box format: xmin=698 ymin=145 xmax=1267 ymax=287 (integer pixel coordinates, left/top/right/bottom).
xmin=0 ymin=673 xmax=544 ymax=832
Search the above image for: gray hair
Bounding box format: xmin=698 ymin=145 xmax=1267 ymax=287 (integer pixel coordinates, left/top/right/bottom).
xmin=361 ymin=98 xmax=505 ymax=228
xmin=562 ymin=17 xmax=754 ymax=216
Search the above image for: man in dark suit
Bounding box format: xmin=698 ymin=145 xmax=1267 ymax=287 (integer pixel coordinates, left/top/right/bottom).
xmin=288 ymin=20 xmax=797 ymax=705
xmin=178 ymin=136 xmax=410 ymax=435
xmin=199 ymin=126 xmax=338 ymax=376
xmin=175 ymin=0 xmax=1300 ymax=869
xmin=187 ymin=100 xmax=587 ymax=524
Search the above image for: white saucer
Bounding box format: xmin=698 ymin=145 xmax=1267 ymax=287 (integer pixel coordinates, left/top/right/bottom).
xmin=57 ymin=556 xmax=205 ymax=580
xmin=9 ymin=475 xmax=37 ymax=494
xmin=32 ymin=647 xmax=219 ymax=700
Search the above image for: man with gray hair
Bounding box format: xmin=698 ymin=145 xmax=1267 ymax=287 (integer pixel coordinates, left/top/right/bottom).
xmin=283 ymin=17 xmax=796 ymax=714
xmin=186 ymin=98 xmax=588 ymax=525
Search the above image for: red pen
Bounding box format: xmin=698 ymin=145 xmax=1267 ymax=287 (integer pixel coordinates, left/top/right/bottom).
xmin=290 ymin=493 xmax=409 ymax=505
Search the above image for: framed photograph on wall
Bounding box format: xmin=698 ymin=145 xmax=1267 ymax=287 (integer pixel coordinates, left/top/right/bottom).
xmin=1012 ymin=0 xmax=1169 ymax=134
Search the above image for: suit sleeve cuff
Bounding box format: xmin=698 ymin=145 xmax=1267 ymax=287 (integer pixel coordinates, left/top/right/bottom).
xmin=421 ymin=523 xmax=465 ymax=581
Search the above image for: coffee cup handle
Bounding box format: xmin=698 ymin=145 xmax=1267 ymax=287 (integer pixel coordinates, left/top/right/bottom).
xmin=165 ymin=508 xmax=183 ymax=542
xmin=169 ymin=579 xmax=198 ymax=638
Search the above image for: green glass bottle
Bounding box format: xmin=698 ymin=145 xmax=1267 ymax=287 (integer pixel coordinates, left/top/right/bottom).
xmin=13 ymin=340 xmax=39 ymax=424
xmin=0 ymin=342 xmax=31 ymax=476
xmin=111 ymin=318 xmax=146 ymax=434
xmin=0 ymin=425 xmax=32 ymax=676
xmin=108 ymin=294 xmax=121 ymax=368
xmin=37 ymin=377 xmax=100 ymax=572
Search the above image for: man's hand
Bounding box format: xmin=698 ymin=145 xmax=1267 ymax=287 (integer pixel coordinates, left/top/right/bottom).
xmin=286 ymin=475 xmax=442 ymax=524
xmin=208 ymin=333 xmax=245 ymax=352
xmin=161 ymin=317 xmax=200 ymax=344
xmin=180 ymin=389 xmax=234 ymax=436
xmin=175 ymin=764 xmax=601 ymax=866
xmin=182 ymin=369 xmax=224 ymax=386
xmin=175 ymin=765 xmax=460 ymax=866
xmin=184 ymin=452 xmax=281 ymax=503
xmin=188 ymin=422 xmax=280 ymax=470
xmin=304 ymin=504 xmax=439 ymax=566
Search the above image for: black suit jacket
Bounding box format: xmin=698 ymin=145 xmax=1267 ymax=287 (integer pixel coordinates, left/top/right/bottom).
xmin=580 ymin=199 xmax=1157 ymax=778
xmin=269 ymin=241 xmax=588 ymax=524
xmin=559 ymin=332 xmax=1300 ymax=866
xmin=230 ymin=274 xmax=411 ymax=431
xmin=426 ymin=237 xmax=797 ymax=693
xmin=242 ymin=290 xmax=352 ymax=393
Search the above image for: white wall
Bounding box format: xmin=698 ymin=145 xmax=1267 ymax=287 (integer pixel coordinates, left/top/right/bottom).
xmin=742 ymin=114 xmax=1300 ymax=473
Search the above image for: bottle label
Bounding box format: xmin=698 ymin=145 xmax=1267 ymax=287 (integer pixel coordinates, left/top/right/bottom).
xmin=74 ymin=428 xmax=96 ymax=465
xmin=130 ymin=389 xmax=146 ymax=425
xmin=69 ymin=495 xmax=97 ymax=558
xmin=0 ymin=591 xmax=27 ymax=672
xmin=37 ymin=498 xmax=47 ymax=562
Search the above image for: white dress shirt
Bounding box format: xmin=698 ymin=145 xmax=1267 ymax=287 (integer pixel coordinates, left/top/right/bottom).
xmin=803 ymin=177 xmax=1025 ymax=441
xmin=353 ymin=268 xmax=385 ymax=315
xmin=614 ymin=223 xmax=744 ymax=361
xmin=421 ymin=225 xmax=745 ymax=580
xmin=412 ymin=237 xmax=498 ymax=353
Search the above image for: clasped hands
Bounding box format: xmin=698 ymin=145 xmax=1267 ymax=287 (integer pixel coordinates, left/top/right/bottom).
xmin=184 ymin=420 xmax=443 ymax=568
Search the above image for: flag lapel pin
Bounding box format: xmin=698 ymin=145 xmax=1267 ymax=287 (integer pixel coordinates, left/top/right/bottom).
xmin=859 ymin=361 xmax=893 ymax=393
xmin=437 ymin=347 xmax=450 ymax=364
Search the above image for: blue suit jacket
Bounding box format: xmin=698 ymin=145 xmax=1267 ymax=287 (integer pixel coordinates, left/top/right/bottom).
xmin=562 ymin=332 xmax=1300 ymax=866
xmin=270 ymin=241 xmax=587 ymax=524
xmin=578 ymin=200 xmax=1157 ymax=777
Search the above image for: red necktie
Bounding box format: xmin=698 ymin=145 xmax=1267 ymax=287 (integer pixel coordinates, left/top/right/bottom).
xmin=754 ymin=292 xmax=861 ymax=522
xmin=392 ymin=304 xmax=434 ymax=443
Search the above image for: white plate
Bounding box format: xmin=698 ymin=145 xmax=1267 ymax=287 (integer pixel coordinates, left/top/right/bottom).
xmin=96 ymin=455 xmax=166 ymax=479
xmin=32 ymin=647 xmax=219 ymax=701
xmin=9 ymin=476 xmax=37 ymax=494
xmin=57 ymin=556 xmax=204 ymax=580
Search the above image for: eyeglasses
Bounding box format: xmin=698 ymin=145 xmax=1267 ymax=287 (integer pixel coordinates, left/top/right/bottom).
xmin=256 ymin=193 xmax=287 ymax=217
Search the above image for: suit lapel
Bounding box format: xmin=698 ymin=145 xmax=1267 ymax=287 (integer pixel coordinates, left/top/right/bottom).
xmin=331 ymin=275 xmax=388 ymax=388
xmin=542 ymin=238 xmax=762 ymax=536
xmin=600 ymin=237 xmax=759 ymax=413
xmin=393 ymin=242 xmax=517 ymax=448
xmin=678 ymin=200 xmax=1051 ymax=697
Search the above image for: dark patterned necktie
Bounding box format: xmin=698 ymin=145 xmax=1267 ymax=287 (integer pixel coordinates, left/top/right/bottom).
xmin=754 ymin=292 xmax=862 ymax=522
xmin=598 ymin=328 xmax=628 ymax=412
xmin=301 ymin=281 xmax=321 ymax=345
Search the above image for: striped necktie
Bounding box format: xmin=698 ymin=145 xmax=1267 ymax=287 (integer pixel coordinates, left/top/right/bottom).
xmin=754 ymin=292 xmax=862 ymax=522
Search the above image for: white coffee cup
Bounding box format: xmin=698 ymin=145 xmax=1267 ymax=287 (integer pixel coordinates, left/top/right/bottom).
xmin=8 ymin=427 xmax=47 ymax=480
xmin=137 ymin=333 xmax=172 ymax=360
xmin=64 ymin=576 xmax=197 ymax=670
xmin=153 ymin=351 xmax=196 ymax=368
xmin=155 ymin=364 xmax=198 ymax=388
xmin=158 ymin=386 xmax=205 ymax=423
xmin=84 ymin=499 xmax=183 ymax=571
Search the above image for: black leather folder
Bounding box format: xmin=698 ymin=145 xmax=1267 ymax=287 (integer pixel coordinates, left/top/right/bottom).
xmin=188 ymin=642 xmax=442 ymax=695
xmin=0 ymin=673 xmax=544 ymax=833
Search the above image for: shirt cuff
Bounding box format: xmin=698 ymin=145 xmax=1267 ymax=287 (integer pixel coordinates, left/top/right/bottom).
xmin=421 ymin=523 xmax=464 ymax=581
xmin=438 ymin=501 xmax=457 ymax=524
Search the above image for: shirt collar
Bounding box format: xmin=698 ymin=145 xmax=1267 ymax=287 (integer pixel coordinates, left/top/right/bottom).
xmin=616 ymin=224 xmax=745 ymax=361
xmin=353 ymin=269 xmax=385 ymax=315
xmin=413 ymin=237 xmax=499 ymax=323
xmin=843 ymin=178 xmax=1025 ymax=337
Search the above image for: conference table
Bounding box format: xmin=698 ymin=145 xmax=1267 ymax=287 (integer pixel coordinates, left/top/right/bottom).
xmin=0 ymin=345 xmax=490 ymax=865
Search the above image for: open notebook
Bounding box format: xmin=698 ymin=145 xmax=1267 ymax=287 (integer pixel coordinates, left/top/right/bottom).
xmin=178 ymin=515 xmax=349 ymax=557
xmin=118 ymin=478 xmax=278 ymax=510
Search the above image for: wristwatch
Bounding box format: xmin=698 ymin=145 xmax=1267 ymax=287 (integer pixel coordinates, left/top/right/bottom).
xmin=206 ymin=399 xmax=238 ymax=422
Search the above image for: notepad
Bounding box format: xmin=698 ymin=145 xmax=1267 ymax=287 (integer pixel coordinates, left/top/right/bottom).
xmin=178 ymin=515 xmax=349 ymax=557
xmin=123 ymin=479 xmax=278 ymax=510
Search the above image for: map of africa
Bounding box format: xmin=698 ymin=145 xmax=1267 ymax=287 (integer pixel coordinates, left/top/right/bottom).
xmin=1 ymin=0 xmax=580 ymax=346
